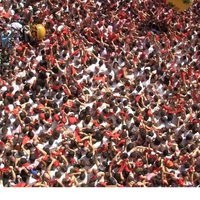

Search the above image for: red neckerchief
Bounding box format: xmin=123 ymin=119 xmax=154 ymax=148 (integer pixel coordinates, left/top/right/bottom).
xmin=93 ymin=76 xmax=106 ymax=83
xmin=118 ymin=158 xmax=130 ymax=173
xmin=50 ymin=84 xmax=62 ymax=90
xmin=68 ymin=116 xmax=78 ymax=124
xmin=74 ymin=127 xmax=81 ymax=142
xmin=46 ymin=118 xmax=52 ymax=123
xmin=135 ymin=95 xmax=141 ymax=103
xmin=153 ymin=167 xmax=162 ymax=173
xmin=53 ymin=114 xmax=60 ymax=122
xmin=112 ymin=132 xmax=120 ymax=140
xmin=137 ymin=114 xmax=142 ymax=122
xmin=53 ymin=160 xmax=60 ymax=167
xmin=22 ymin=135 xmax=31 ymax=145
xmin=99 ymin=31 xmax=104 ymax=39
xmin=35 ymin=148 xmax=41 ymax=159
xmin=103 ymin=112 xmax=113 ymax=119
xmin=39 ymin=66 xmax=47 ymax=72
xmin=147 ymin=109 xmax=153 ymax=117
xmin=69 ymin=158 xmax=76 ymax=164
xmin=48 ymin=179 xmax=57 ymax=187
xmin=90 ymin=175 xmax=97 ymax=182
xmin=62 ymin=27 xmax=69 ymax=35
xmin=163 ymin=105 xmax=182 ymax=114
xmin=117 ymin=139 xmax=126 ymax=147
xmin=6 ymin=93 xmax=13 ymax=97
xmin=118 ymin=68 xmax=126 ymax=78
xmin=87 ymin=36 xmax=95 ymax=43
xmin=99 ymin=182 xmax=107 ymax=187
xmin=4 ymin=106 xmax=10 ymax=112
xmin=97 ymin=144 xmax=108 ymax=153
xmin=93 ymin=120 xmax=100 ymax=127
xmin=135 ymin=161 xmax=144 ymax=168
xmin=22 ymin=162 xmax=31 ymax=168
xmin=42 ymin=155 xmax=49 ymax=161
xmin=177 ymin=178 xmax=185 ymax=186
xmin=61 ymin=114 xmax=67 ymax=124
xmin=83 ymin=140 xmax=89 ymax=147
xmin=13 ymin=182 xmax=27 ymax=187
xmin=70 ymin=65 xmax=77 ymax=75
xmin=0 ymin=167 xmax=10 ymax=173
xmin=39 ymin=113 xmax=45 ymax=120
xmin=118 ymin=10 xmax=127 ymax=19
xmin=63 ymin=88 xmax=71 ymax=96
xmin=70 ymin=49 xmax=79 ymax=57
xmin=180 ymin=71 xmax=187 ymax=83
xmin=81 ymin=53 xmax=89 ymax=64
xmin=188 ymin=66 xmax=193 ymax=77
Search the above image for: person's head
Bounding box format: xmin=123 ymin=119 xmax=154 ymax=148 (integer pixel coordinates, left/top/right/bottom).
xmin=29 ymin=153 xmax=36 ymax=163
xmin=108 ymin=177 xmax=117 ymax=185
xmin=55 ymin=171 xmax=62 ymax=179
xmin=86 ymin=152 xmax=93 ymax=158
xmin=121 ymin=152 xmax=128 ymax=159
xmin=186 ymin=133 xmax=193 ymax=141
xmin=84 ymin=115 xmax=91 ymax=124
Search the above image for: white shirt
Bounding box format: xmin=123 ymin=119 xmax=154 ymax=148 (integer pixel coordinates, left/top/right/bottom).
xmin=11 ymin=22 xmax=22 ymax=30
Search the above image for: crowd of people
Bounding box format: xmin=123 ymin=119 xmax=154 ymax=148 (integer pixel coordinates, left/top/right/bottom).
xmin=0 ymin=0 xmax=199 ymax=187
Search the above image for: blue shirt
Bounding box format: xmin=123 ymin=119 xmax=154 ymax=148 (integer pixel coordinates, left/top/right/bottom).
xmin=1 ymin=31 xmax=12 ymax=49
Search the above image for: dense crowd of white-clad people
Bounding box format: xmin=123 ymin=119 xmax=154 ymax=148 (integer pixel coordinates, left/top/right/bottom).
xmin=0 ymin=0 xmax=199 ymax=187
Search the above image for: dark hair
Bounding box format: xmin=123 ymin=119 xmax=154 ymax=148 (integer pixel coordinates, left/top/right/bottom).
xmin=68 ymin=151 xmax=74 ymax=157
xmin=56 ymin=93 xmax=62 ymax=100
xmin=127 ymin=143 xmax=134 ymax=151
xmin=30 ymin=154 xmax=36 ymax=163
xmin=84 ymin=115 xmax=91 ymax=124
xmin=121 ymin=153 xmax=128 ymax=159
xmin=28 ymin=131 xmax=34 ymax=139
xmin=44 ymin=112 xmax=50 ymax=119
xmin=148 ymin=132 xmax=154 ymax=137
xmin=154 ymin=138 xmax=161 ymax=146
xmin=80 ymin=173 xmax=86 ymax=180
xmin=62 ymin=96 xmax=68 ymax=103
xmin=20 ymin=112 xmax=26 ymax=119
xmin=86 ymin=152 xmax=93 ymax=158
xmin=55 ymin=171 xmax=62 ymax=179
xmin=48 ymin=137 xmax=54 ymax=145
xmin=94 ymin=131 xmax=103 ymax=141
xmin=167 ymin=114 xmax=173 ymax=121
xmin=34 ymin=123 xmax=39 ymax=130
xmin=162 ymin=149 xmax=168 ymax=156
xmin=136 ymin=85 xmax=142 ymax=92
xmin=24 ymin=117 xmax=31 ymax=124
xmin=20 ymin=157 xmax=27 ymax=165
xmin=186 ymin=134 xmax=193 ymax=141
xmin=108 ymin=177 xmax=117 ymax=185
xmin=52 ymin=66 xmax=59 ymax=74
xmin=64 ymin=107 xmax=69 ymax=114
xmin=41 ymin=146 xmax=49 ymax=155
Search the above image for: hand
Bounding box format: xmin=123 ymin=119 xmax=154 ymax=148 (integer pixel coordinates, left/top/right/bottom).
xmin=9 ymin=166 xmax=14 ymax=170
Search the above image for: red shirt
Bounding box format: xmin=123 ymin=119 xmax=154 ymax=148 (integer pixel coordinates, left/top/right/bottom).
xmin=68 ymin=116 xmax=78 ymax=124
xmin=75 ymin=127 xmax=81 ymax=142
xmin=22 ymin=136 xmax=31 ymax=145
xmin=54 ymin=114 xmax=60 ymax=122
xmin=39 ymin=113 xmax=45 ymax=120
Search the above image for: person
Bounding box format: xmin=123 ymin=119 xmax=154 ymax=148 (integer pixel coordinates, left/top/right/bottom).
xmin=1 ymin=27 xmax=13 ymax=50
